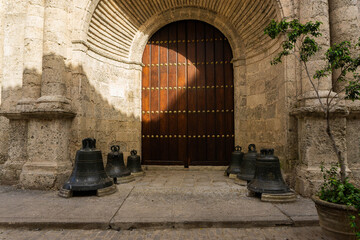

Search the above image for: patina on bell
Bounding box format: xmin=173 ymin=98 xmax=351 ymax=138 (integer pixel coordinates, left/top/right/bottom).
xmin=225 ymin=146 xmax=244 ymax=177
xmin=105 ymin=145 xmax=134 ymax=184
xmin=59 ymin=138 xmax=116 ymax=198
xmin=127 ymin=150 xmax=144 ymax=176
xmin=247 ymin=148 xmax=290 ymax=194
xmin=237 ymin=144 xmax=258 ymax=181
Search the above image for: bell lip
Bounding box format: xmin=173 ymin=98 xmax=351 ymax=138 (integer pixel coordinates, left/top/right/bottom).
xmin=247 ymin=181 xmax=290 ymax=194
xmin=62 ymin=180 xmax=114 ymax=191
xmin=237 ymin=173 xmax=255 ymax=181
xmin=106 ymin=169 xmax=132 ymax=178
xmin=247 ymin=186 xmax=291 ymax=194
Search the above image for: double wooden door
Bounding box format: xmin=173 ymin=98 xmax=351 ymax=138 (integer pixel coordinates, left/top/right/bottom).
xmin=141 ymin=20 xmax=234 ymax=166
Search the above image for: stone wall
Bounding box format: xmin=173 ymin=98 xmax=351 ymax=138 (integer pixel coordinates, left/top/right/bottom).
xmin=244 ymin=43 xmax=288 ymax=167
xmin=69 ymin=52 xmax=142 ymax=164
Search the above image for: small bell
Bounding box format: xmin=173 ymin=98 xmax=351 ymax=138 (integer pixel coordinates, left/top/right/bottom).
xmin=247 ymin=148 xmax=290 ymax=195
xmin=59 ymin=138 xmax=116 ymax=198
xmin=127 ymin=150 xmax=145 ymax=176
xmin=105 ymin=145 xmax=135 ymax=184
xmin=225 ymin=146 xmax=244 ymax=178
xmin=237 ymin=144 xmax=258 ymax=181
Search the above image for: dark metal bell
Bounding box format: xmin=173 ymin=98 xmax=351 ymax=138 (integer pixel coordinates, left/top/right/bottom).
xmin=237 ymin=144 xmax=258 ymax=181
xmin=105 ymin=145 xmax=134 ymax=184
xmin=59 ymin=138 xmax=115 ymax=197
xmin=127 ymin=150 xmax=144 ymax=176
xmin=225 ymin=146 xmax=244 ymax=176
xmin=247 ymin=148 xmax=290 ymax=194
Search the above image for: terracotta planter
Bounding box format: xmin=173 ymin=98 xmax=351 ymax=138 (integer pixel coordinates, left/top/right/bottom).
xmin=312 ymin=196 xmax=359 ymax=240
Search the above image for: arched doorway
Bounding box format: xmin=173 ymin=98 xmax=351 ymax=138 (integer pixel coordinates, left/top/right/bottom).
xmin=141 ymin=20 xmax=234 ymax=167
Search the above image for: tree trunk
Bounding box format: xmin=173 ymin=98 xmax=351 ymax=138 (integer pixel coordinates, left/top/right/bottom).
xmin=326 ymin=111 xmax=346 ymax=183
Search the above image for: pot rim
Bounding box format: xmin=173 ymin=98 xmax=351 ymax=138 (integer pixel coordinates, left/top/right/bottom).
xmin=312 ymin=195 xmax=358 ymax=212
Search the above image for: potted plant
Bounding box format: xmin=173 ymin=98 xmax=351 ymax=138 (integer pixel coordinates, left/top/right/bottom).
xmin=264 ymin=19 xmax=360 ymax=239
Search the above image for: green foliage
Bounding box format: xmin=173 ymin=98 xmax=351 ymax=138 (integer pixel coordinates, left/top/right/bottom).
xmin=319 ymin=164 xmax=360 ymax=238
xmin=264 ymin=19 xmax=322 ymax=64
xmin=264 ymin=19 xmax=360 ymax=101
xmin=319 ymin=164 xmax=360 ymax=207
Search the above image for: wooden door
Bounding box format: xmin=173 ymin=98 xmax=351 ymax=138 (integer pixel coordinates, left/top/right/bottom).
xmin=141 ymin=20 xmax=234 ymax=166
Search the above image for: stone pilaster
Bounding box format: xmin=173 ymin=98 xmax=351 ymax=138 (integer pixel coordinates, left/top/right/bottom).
xmin=233 ymin=58 xmax=246 ymax=148
xmin=329 ymin=0 xmax=360 ymax=185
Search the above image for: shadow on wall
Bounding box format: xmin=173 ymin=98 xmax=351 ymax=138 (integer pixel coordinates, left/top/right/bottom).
xmin=0 ymin=54 xmax=142 ymax=187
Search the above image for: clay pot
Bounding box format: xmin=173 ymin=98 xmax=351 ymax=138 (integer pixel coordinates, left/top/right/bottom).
xmin=312 ymin=195 xmax=359 ymax=240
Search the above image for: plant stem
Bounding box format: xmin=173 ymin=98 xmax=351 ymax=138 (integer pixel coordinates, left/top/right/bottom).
xmin=325 ymin=109 xmax=346 ymax=183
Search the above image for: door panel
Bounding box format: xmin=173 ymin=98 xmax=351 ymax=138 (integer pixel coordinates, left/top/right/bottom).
xmin=142 ymin=20 xmax=234 ymax=166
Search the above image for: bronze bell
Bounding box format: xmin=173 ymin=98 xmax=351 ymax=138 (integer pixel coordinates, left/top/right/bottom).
xmin=127 ymin=150 xmax=144 ymax=176
xmin=105 ymin=145 xmax=135 ymax=184
xmin=59 ymin=138 xmax=116 ymax=198
xmin=225 ymin=146 xmax=244 ymax=177
xmin=247 ymin=148 xmax=290 ymax=194
xmin=237 ymin=144 xmax=258 ymax=181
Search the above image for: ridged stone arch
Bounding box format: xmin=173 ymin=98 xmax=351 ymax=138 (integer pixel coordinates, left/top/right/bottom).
xmin=87 ymin=0 xmax=282 ymax=63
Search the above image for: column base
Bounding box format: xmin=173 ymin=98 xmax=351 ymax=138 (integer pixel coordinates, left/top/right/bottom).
xmin=19 ymin=162 xmax=72 ymax=190
xmin=294 ymin=166 xmax=324 ymax=197
xmin=0 ymin=161 xmax=25 ymax=185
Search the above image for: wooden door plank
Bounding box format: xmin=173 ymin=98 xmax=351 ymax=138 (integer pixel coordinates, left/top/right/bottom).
xmin=142 ymin=43 xmax=151 ymax=163
xmin=168 ymin=22 xmax=179 ymax=163
xmin=205 ymin=24 xmax=216 ymax=164
xmin=186 ymin=21 xmax=198 ymax=166
xmin=224 ymin=37 xmax=234 ymax=164
xmin=159 ymin=26 xmax=169 ymax=162
xmin=193 ymin=21 xmax=207 ymax=165
xmin=150 ymin=32 xmax=160 ymax=161
xmin=214 ymin=29 xmax=226 ymax=165
xmin=177 ymin=21 xmax=188 ymax=167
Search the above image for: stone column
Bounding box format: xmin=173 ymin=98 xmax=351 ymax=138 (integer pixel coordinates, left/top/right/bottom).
xmin=294 ymin=0 xmax=343 ymax=196
xmin=19 ymin=0 xmax=75 ymax=189
xmin=17 ymin=0 xmax=44 ymax=106
xmin=299 ymin=0 xmax=333 ymax=103
xmin=37 ymin=0 xmax=70 ymax=107
xmin=328 ymin=0 xmax=360 ymax=183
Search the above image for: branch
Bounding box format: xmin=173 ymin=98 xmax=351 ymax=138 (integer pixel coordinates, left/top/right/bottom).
xmin=303 ymin=61 xmax=327 ymax=113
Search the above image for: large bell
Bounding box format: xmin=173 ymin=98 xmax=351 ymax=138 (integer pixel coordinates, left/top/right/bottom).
xmin=225 ymin=146 xmax=244 ymax=177
xmin=247 ymin=148 xmax=290 ymax=194
xmin=105 ymin=145 xmax=135 ymax=184
xmin=237 ymin=144 xmax=258 ymax=181
xmin=59 ymin=138 xmax=116 ymax=198
xmin=127 ymin=150 xmax=144 ymax=176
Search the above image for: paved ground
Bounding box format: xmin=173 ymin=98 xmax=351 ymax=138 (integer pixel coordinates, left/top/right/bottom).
xmin=0 ymin=226 xmax=331 ymax=240
xmin=0 ymin=169 xmax=326 ymax=239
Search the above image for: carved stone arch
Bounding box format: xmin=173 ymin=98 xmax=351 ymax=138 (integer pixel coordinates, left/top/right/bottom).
xmin=128 ymin=7 xmax=244 ymax=63
xmin=81 ymin=0 xmax=285 ymax=64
